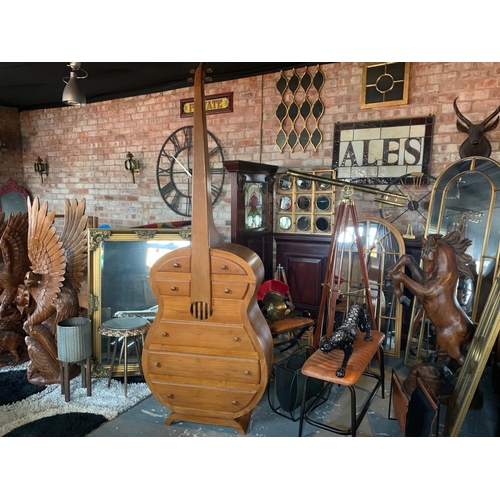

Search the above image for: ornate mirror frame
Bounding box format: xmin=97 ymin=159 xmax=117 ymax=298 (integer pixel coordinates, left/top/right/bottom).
xmin=0 ymin=177 xmax=30 ymax=214
xmin=87 ymin=227 xmax=191 ymax=376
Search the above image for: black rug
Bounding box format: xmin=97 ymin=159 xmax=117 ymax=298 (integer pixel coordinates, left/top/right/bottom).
xmin=3 ymin=412 xmax=108 ymax=437
xmin=0 ymin=366 xmax=151 ymax=437
xmin=0 ymin=369 xmax=46 ymax=406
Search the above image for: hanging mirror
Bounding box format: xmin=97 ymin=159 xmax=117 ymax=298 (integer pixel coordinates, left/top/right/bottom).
xmin=405 ymin=156 xmax=500 ymax=364
xmin=0 ymin=178 xmax=30 ymax=215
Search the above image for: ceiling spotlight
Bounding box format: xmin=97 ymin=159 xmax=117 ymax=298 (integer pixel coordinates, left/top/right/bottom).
xmin=62 ymin=62 xmax=88 ymax=106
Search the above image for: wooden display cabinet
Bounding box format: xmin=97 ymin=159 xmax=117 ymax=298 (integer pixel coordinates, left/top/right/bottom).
xmin=224 ymin=160 xmax=278 ymax=281
xmin=274 ymin=233 xmax=333 ymax=318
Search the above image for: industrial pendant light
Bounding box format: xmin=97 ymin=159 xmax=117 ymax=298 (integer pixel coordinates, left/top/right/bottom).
xmin=62 ymin=62 xmax=88 ymax=106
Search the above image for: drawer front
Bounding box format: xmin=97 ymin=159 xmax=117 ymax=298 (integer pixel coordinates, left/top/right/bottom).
xmin=145 ymin=352 xmax=261 ymax=384
xmin=148 ymin=321 xmax=256 ymax=353
xmin=151 ymin=381 xmax=257 ymax=413
xmin=211 ymin=257 xmax=246 ymax=275
xmin=211 ymin=282 xmax=249 ymax=299
xmin=155 ymin=279 xmax=191 ymax=296
xmin=156 ymin=254 xmax=191 ymax=273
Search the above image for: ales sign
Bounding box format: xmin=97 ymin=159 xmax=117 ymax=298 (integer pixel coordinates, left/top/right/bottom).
xmin=332 ymin=115 xmax=434 ymax=184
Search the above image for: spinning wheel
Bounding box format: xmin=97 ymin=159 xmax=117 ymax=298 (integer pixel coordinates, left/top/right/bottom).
xmin=378 ymin=172 xmax=436 ymax=237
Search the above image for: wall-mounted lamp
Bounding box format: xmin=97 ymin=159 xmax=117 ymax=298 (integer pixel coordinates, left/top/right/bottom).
xmin=0 ymin=141 xmax=6 ymax=162
xmin=62 ymin=62 xmax=88 ymax=107
xmin=34 ymin=156 xmax=48 ymax=185
xmin=124 ymin=152 xmax=140 ymax=183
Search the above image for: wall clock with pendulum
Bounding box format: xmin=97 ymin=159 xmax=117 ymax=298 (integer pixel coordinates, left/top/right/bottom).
xmin=156 ymin=125 xmax=225 ymax=217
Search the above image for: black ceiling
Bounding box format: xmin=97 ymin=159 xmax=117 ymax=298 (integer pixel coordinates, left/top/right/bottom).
xmin=0 ymin=62 xmax=322 ymax=112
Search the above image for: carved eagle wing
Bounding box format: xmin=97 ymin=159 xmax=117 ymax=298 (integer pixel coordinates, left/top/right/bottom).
xmin=26 ymin=197 xmax=66 ymax=327
xmin=60 ymin=198 xmax=88 ymax=295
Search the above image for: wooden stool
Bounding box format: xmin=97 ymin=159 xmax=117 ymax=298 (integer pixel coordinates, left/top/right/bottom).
xmin=298 ymin=329 xmax=385 ymax=437
xmin=268 ymin=316 xmax=315 ymax=352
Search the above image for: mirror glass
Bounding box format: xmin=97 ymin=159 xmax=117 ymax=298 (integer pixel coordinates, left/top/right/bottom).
xmin=280 ymin=195 xmax=292 ymax=211
xmin=427 ymin=157 xmax=500 ymax=323
xmin=315 ymin=216 xmax=330 ymax=232
xmin=297 ymin=178 xmax=311 ymax=190
xmin=279 ymin=174 xmax=292 ymax=191
xmin=88 ymin=228 xmax=190 ymax=374
xmin=279 ymin=216 xmax=292 ymax=230
xmin=296 ymin=216 xmax=310 ymax=231
xmin=0 ymin=178 xmax=29 ymax=215
xmin=316 ymin=195 xmax=330 ymax=211
xmin=297 ymin=195 xmax=310 ymax=210
xmin=337 ymin=217 xmax=405 ymax=356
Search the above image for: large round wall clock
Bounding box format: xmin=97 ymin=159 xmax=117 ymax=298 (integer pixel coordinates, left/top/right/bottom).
xmin=156 ymin=125 xmax=225 ymax=217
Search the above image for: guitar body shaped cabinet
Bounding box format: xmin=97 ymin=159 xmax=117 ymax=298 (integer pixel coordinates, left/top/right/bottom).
xmin=142 ymin=63 xmax=273 ymax=434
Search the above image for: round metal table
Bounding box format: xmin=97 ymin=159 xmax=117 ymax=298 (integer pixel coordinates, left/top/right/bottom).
xmin=98 ymin=317 xmax=150 ymax=397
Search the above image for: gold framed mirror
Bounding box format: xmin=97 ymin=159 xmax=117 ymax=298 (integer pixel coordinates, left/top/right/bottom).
xmin=87 ymin=228 xmax=191 ymax=375
xmin=405 ymin=156 xmax=500 ymax=364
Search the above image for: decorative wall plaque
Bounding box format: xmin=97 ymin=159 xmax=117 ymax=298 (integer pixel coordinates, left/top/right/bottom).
xmin=276 ymin=66 xmax=325 ymax=153
xmin=361 ymin=62 xmax=410 ymax=109
xmin=332 ymin=115 xmax=434 ymax=184
xmin=180 ymin=92 xmax=233 ymax=117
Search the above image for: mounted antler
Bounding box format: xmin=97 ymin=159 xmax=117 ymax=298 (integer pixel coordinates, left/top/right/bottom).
xmin=454 ymin=97 xmax=500 ymax=158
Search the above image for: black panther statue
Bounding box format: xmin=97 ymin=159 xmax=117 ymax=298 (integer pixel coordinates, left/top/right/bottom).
xmin=319 ymin=304 xmax=371 ymax=378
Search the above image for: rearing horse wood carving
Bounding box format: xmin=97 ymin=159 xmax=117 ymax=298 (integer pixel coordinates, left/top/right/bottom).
xmin=387 ymin=231 xmax=475 ymax=366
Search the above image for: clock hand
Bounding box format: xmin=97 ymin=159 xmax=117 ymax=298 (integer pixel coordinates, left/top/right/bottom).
xmin=173 ymin=155 xmax=192 ymax=178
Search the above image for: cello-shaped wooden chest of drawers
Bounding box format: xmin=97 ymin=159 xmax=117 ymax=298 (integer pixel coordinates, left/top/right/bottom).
xmin=142 ymin=244 xmax=273 ymax=434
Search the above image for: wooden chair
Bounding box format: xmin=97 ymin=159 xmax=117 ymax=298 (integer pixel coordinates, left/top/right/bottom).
xmin=298 ymin=329 xmax=385 ymax=437
xmin=268 ymin=316 xmax=316 ymax=352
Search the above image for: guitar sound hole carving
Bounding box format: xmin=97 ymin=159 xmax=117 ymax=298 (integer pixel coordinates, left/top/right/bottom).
xmin=190 ymin=301 xmax=213 ymax=320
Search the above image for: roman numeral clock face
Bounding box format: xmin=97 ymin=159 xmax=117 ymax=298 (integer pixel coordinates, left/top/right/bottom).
xmin=156 ymin=125 xmax=225 ymax=217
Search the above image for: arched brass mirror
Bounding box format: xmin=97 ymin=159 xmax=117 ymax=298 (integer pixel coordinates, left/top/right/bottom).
xmin=0 ymin=178 xmax=29 ymax=215
xmin=338 ymin=217 xmax=406 ymax=356
xmin=405 ymin=156 xmax=500 ymax=364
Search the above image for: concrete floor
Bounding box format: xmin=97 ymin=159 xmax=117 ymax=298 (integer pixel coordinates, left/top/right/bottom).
xmin=88 ymin=349 xmax=500 ymax=438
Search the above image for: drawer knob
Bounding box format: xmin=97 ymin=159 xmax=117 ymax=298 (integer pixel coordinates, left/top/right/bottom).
xmin=162 ymin=332 xmax=169 ymax=337
xmin=221 ymin=264 xmax=227 ymax=270
xmin=170 ymin=286 xmax=177 ymax=291
xmin=233 ymin=337 xmax=240 ymax=342
xmin=232 ymin=400 xmax=238 ymax=405
xmin=224 ymin=288 xmax=230 ymax=294
xmin=173 ymin=262 xmax=180 ymax=268
xmin=154 ymin=362 xmax=161 ymax=367
xmin=167 ymin=394 xmax=173 ymax=399
xmin=244 ymin=370 xmax=250 ymax=375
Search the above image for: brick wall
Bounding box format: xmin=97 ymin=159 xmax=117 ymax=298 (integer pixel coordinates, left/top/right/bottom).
xmin=2 ymin=62 xmax=500 ymax=235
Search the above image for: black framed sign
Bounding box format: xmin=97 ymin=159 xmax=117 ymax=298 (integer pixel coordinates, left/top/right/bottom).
xmin=332 ymin=115 xmax=434 ymax=184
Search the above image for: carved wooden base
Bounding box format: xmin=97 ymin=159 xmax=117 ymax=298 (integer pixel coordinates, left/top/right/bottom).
xmin=164 ymin=410 xmax=253 ymax=435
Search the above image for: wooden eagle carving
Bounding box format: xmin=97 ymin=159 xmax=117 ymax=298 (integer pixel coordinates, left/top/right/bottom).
xmin=0 ymin=211 xmax=30 ymax=366
xmin=23 ymin=197 xmax=88 ymax=385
